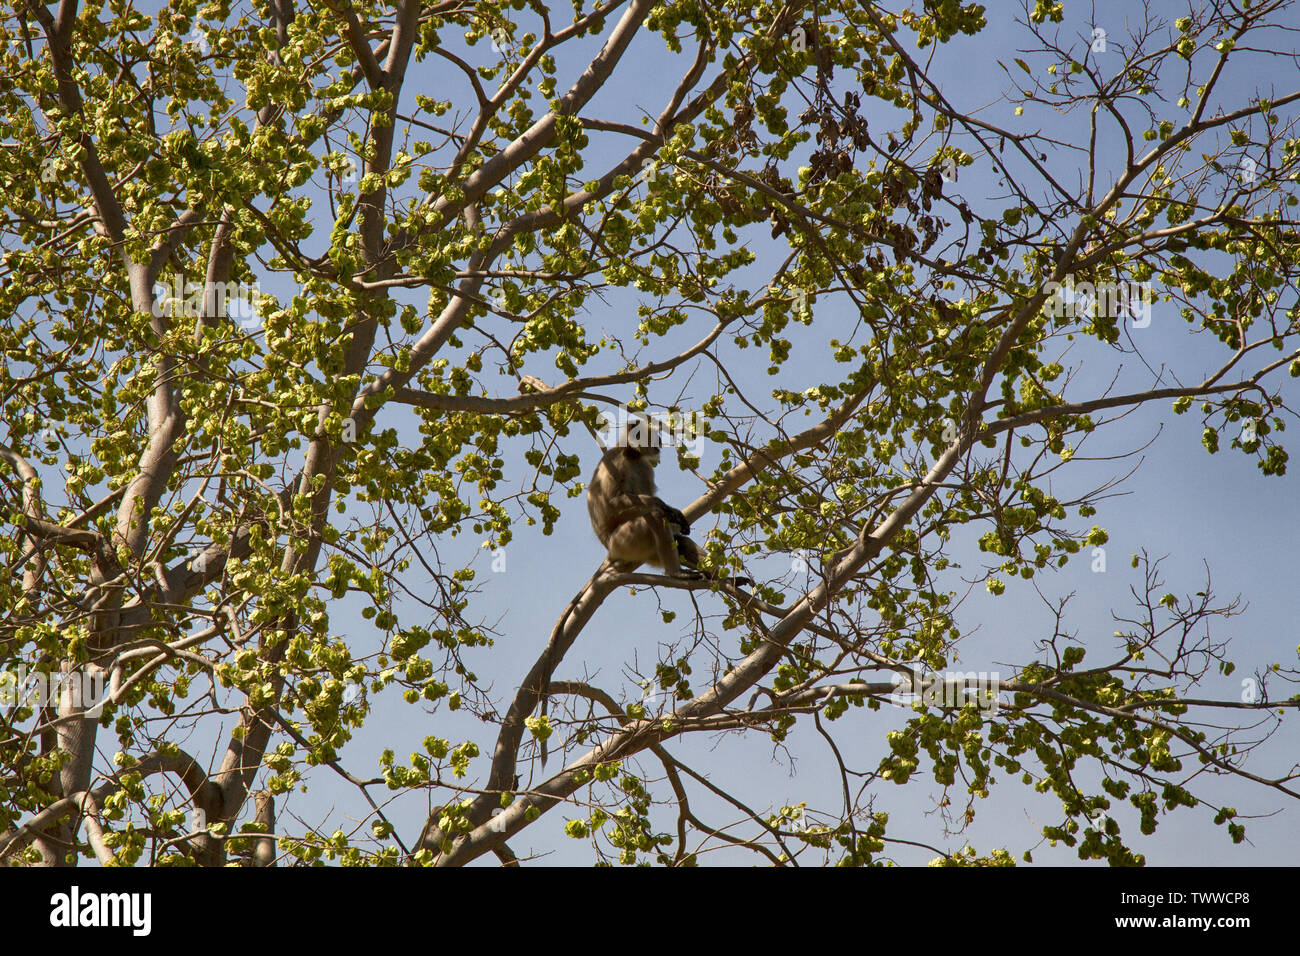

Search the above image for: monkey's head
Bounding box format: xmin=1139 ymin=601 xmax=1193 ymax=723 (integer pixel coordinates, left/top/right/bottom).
xmin=603 ymin=414 xmax=664 ymax=462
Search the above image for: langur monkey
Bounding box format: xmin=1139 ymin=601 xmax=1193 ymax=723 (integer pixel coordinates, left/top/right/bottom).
xmin=535 ymin=425 xmax=749 ymax=768
xmin=586 ymin=429 xmax=750 ymax=587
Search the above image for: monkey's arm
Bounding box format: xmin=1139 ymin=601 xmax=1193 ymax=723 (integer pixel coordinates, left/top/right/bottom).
xmin=601 ymin=494 xmax=690 ymax=535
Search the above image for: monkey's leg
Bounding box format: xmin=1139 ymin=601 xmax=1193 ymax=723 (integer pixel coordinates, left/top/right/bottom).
xmin=652 ymin=520 xmax=705 ymax=579
xmin=605 ymin=516 xmax=665 ymax=568
xmin=674 ymin=533 xmax=752 ymax=588
xmin=607 ymin=516 xmax=702 ymax=579
xmin=674 ymin=533 xmax=703 ymax=570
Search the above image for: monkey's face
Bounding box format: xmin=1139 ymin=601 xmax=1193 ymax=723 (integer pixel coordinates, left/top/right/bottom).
xmin=622 ymin=444 xmax=661 ymax=466
xmin=609 ymin=416 xmax=665 ymax=463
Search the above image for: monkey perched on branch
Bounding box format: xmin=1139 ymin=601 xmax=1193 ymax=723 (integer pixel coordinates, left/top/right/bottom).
xmin=586 ymin=427 xmax=751 ymax=587
xmin=532 ymin=423 xmax=750 ymax=768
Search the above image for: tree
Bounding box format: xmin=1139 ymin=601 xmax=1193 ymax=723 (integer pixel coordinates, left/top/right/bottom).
xmin=1 ymin=0 xmax=1297 ymax=867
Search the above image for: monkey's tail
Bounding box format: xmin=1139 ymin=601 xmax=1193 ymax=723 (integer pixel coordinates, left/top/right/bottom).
xmin=539 ymin=698 xmax=550 ymax=767
xmin=536 ymin=576 xmax=591 ymax=768
xmin=538 ymin=641 xmax=557 ymax=768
